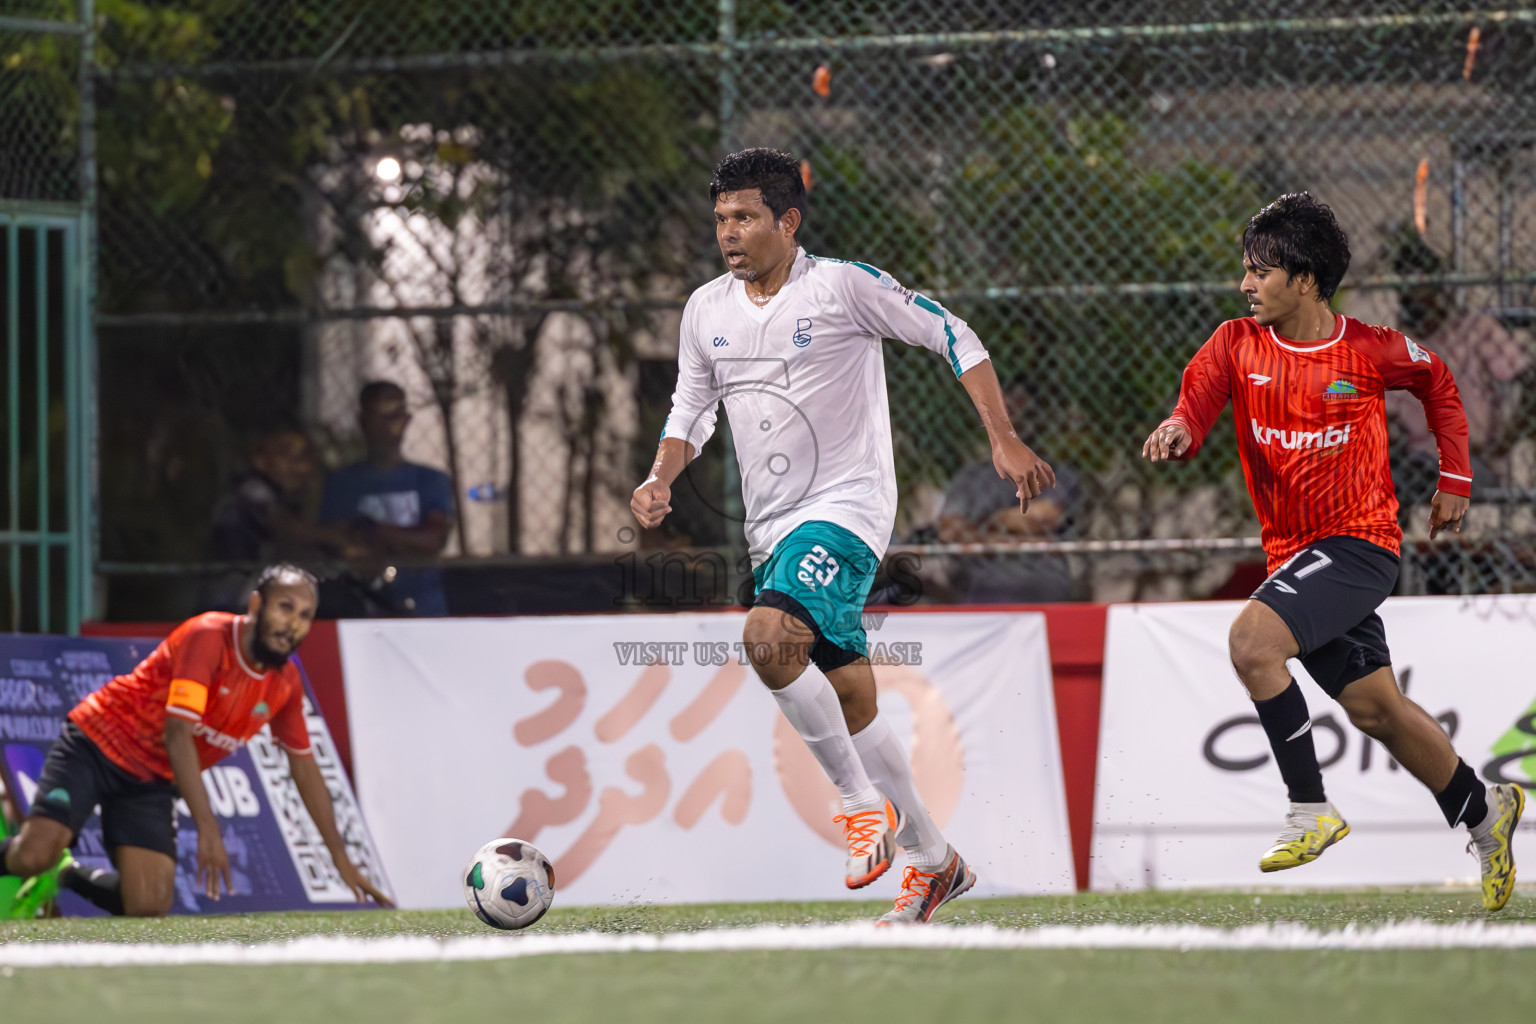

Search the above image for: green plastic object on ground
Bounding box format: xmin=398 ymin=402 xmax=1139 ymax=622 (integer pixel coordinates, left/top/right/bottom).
xmin=7 ymin=851 xmax=73 ymax=920
xmin=0 ymin=815 xmax=16 ymax=918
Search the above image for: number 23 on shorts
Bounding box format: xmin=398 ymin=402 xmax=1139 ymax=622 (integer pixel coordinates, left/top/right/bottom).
xmin=797 ymin=545 xmax=841 ymax=590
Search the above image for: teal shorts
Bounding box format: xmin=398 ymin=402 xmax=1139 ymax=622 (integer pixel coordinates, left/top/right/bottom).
xmin=752 ymin=520 xmax=880 ymax=662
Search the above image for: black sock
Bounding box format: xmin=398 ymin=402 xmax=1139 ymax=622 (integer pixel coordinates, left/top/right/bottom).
xmin=1434 ymin=759 xmax=1489 ymax=829
xmin=0 ymin=837 xmax=13 ymax=877
xmin=1253 ymin=679 xmax=1327 ymax=804
xmin=61 ymin=864 xmax=125 ymax=916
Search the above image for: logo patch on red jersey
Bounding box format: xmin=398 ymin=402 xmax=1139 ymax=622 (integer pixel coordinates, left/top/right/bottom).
xmin=1323 ymin=379 xmax=1361 ymax=401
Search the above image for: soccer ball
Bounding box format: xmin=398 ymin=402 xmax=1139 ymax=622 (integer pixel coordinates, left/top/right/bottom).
xmin=462 ymin=837 xmax=556 ymax=930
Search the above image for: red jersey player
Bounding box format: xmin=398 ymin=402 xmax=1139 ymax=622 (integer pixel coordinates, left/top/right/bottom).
xmin=1143 ymin=193 xmax=1523 ymax=911
xmin=0 ymin=564 xmax=391 ymax=917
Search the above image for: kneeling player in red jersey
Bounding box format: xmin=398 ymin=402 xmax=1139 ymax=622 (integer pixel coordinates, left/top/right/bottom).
xmin=0 ymin=564 xmax=391 ymax=917
xmin=1142 ymin=193 xmax=1522 ymax=910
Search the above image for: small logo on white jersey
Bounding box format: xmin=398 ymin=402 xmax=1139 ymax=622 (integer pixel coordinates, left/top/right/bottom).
xmin=712 ymin=336 xmax=729 ymax=348
xmin=876 ymin=270 xmax=917 ymax=304
xmin=1251 ymin=419 xmax=1352 ymax=450
xmin=1405 ymin=336 xmax=1431 ymax=364
xmin=792 ymin=318 xmax=813 ymax=348
xmin=1248 ymin=373 xmax=1272 ymax=385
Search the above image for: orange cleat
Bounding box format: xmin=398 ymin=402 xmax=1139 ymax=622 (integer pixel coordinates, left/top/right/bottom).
xmin=834 ymin=799 xmax=900 ymax=889
xmin=877 ymin=846 xmax=976 ymax=925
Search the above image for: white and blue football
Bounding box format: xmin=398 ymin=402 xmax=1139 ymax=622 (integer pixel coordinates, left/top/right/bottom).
xmin=462 ymin=837 xmax=556 ymax=930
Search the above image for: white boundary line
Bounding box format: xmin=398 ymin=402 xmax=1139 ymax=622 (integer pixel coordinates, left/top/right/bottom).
xmin=5 ymin=921 xmax=1536 ymax=968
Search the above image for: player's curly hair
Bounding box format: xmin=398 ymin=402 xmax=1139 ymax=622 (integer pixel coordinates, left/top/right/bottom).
xmin=709 ymin=148 xmax=806 ymax=233
xmin=255 ymin=563 xmax=319 ymax=601
xmin=1243 ymin=192 xmax=1351 ymax=302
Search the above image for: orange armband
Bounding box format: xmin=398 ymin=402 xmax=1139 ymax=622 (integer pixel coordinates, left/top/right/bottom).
xmin=167 ymin=678 xmax=209 ymax=715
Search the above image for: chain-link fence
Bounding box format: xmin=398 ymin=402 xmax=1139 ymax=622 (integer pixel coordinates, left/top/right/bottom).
xmin=19 ymin=0 xmax=1536 ymax=616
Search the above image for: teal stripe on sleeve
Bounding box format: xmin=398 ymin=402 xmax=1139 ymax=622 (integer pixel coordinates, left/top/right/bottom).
xmin=813 ymin=254 xmax=965 ymax=377
xmin=808 ymin=253 xmax=882 ymax=280
xmin=912 ymin=293 xmax=965 ymax=378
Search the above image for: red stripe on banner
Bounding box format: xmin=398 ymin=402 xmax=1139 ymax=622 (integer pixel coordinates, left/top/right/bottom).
xmin=879 ymin=603 xmax=1108 ymax=890
xmin=1043 ymin=606 xmax=1107 ymax=893
xmin=83 ymin=620 xmax=354 ymax=779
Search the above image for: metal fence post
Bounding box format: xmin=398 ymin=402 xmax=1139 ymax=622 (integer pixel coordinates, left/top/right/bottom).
xmin=72 ymin=0 xmax=98 ymax=633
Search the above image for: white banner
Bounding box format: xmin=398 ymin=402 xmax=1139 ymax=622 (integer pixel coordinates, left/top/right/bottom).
xmin=339 ymin=611 xmax=1073 ymax=908
xmin=1092 ymin=596 xmax=1536 ymax=891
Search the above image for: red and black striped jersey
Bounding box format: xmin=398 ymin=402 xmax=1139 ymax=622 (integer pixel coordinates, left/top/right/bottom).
xmin=1161 ymin=315 xmax=1472 ymax=572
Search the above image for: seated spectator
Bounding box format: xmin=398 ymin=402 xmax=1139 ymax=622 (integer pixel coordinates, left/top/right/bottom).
xmin=1384 ymin=234 xmax=1530 ymax=473
xmin=938 ymin=459 xmax=1082 ymax=603
xmin=936 ymin=383 xmax=1082 ymax=603
xmin=1380 ymin=232 xmax=1529 ymax=595
xmin=209 ymin=425 xmax=335 ymax=563
xmin=321 ymin=381 xmax=454 ymax=616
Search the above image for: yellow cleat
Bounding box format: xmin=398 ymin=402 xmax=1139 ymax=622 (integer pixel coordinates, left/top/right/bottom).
xmin=1259 ymin=803 xmax=1350 ymax=873
xmin=1472 ymin=783 xmax=1524 ymax=912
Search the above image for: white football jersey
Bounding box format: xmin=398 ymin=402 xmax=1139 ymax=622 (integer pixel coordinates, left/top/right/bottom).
xmin=661 ymin=248 xmax=990 ymax=566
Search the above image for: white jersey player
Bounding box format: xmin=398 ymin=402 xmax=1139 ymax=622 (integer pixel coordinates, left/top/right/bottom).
xmin=631 ymin=148 xmax=1053 ymax=924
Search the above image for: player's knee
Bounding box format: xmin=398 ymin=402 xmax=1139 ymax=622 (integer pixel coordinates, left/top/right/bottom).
xmin=741 ymin=614 xmax=799 ymax=688
xmin=1345 ymin=705 xmax=1388 ymax=737
xmin=1342 ymin=694 xmax=1399 ymax=738
xmin=1227 ymin=627 xmax=1277 ymax=682
xmin=122 ymin=884 xmax=174 ymax=918
xmin=7 ymin=844 xmax=59 ymax=879
xmin=7 ymin=830 xmax=68 ymax=878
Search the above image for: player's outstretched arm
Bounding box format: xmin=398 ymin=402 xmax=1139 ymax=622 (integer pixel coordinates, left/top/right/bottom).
xmin=1376 ymin=329 xmax=1474 ymax=540
xmin=164 ymin=716 xmax=231 ymax=900
xmin=1429 ymin=491 xmax=1470 ymax=539
xmin=631 ymin=437 xmax=696 ymax=529
xmin=1141 ymin=326 xmax=1232 ymax=466
xmin=958 ymin=359 xmax=1055 ymax=513
xmin=286 ymin=750 xmax=393 ymax=906
xmin=1142 ymin=422 xmax=1192 ymax=463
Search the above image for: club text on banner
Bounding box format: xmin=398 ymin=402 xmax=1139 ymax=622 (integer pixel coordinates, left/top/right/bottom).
xmin=0 ymin=634 xmax=393 ymax=915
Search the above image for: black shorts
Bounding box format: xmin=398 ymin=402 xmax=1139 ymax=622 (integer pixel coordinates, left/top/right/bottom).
xmin=754 ymin=590 xmax=865 ymax=673
xmin=1250 ymin=535 xmax=1400 ymax=699
xmin=29 ymin=722 xmax=179 ymax=859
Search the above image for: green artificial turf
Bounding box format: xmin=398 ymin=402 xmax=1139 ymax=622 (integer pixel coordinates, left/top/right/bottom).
xmin=2 ymin=889 xmax=1534 ymax=1023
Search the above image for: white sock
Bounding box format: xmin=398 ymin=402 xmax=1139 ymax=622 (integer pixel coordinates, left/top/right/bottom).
xmin=770 ymin=673 xmax=882 ymax=813
xmin=851 ymin=713 xmax=949 ymax=868
xmin=1470 ymin=786 xmax=1500 ymax=844
xmin=1293 ymin=801 xmax=1334 ymax=815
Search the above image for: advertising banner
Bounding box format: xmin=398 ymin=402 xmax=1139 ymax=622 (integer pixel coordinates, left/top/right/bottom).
xmin=339 ymin=611 xmax=1073 ymax=908
xmin=0 ymin=635 xmax=393 ymax=915
xmin=1092 ymin=596 xmax=1536 ymax=890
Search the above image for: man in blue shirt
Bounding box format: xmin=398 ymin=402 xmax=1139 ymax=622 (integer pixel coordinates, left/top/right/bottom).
xmin=321 ymin=381 xmax=454 ymax=616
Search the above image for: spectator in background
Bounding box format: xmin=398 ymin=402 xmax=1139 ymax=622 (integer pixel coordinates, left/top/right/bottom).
xmin=320 ymin=381 xmax=454 ymax=616
xmin=937 ymin=382 xmax=1082 ymax=603
xmin=1384 ymin=233 xmax=1528 ymax=495
xmin=1381 ymin=233 xmax=1525 ymax=594
xmin=204 ymin=425 xmax=348 ymax=611
xmin=209 ymin=426 xmax=334 ymax=563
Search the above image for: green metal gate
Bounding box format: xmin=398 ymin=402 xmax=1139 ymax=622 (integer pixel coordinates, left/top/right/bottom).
xmin=1 ymin=4 xmax=97 ymax=633
xmin=0 ymin=213 xmax=91 ymax=632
